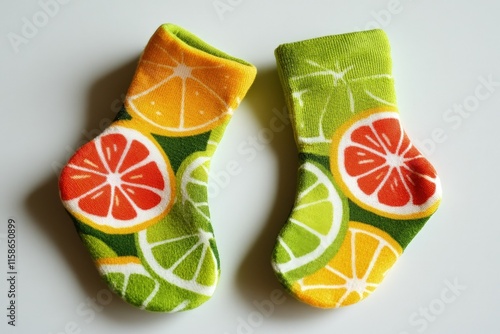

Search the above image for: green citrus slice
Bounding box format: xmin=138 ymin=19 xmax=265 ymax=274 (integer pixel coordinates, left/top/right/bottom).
xmin=97 ymin=256 xmax=191 ymax=312
xmin=273 ymin=161 xmax=348 ymax=282
xmin=287 ymin=57 xmax=397 ymax=156
xmin=177 ymin=152 xmax=211 ymax=230
xmin=135 ymin=148 xmax=219 ymax=308
xmin=136 ymin=205 xmax=218 ymax=298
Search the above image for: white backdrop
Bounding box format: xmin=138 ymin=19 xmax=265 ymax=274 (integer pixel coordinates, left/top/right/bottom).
xmin=1 ymin=1 xmax=499 ymax=333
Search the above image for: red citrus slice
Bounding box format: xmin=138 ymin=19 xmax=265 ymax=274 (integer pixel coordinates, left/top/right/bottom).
xmin=330 ymin=109 xmax=441 ymax=219
xmin=59 ymin=125 xmax=175 ymax=234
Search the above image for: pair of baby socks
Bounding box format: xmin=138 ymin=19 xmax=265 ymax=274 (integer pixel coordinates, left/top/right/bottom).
xmin=58 ymin=24 xmax=441 ymax=312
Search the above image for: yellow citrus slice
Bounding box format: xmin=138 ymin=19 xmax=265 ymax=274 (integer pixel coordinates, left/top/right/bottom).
xmin=331 ymin=109 xmax=441 ymax=219
xmin=125 ymin=26 xmax=252 ymax=136
xmin=292 ymin=221 xmax=402 ymax=308
xmin=59 ymin=125 xmax=175 ymax=234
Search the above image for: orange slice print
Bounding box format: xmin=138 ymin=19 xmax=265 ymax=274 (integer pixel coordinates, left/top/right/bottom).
xmin=125 ymin=26 xmax=254 ymax=136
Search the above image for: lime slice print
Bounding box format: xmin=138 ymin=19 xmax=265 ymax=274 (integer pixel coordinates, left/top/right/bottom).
xmin=97 ymin=256 xmax=190 ymax=312
xmin=331 ymin=109 xmax=442 ymax=219
xmin=59 ymin=125 xmax=175 ymax=234
xmin=288 ymin=59 xmax=396 ymax=156
xmin=136 ymin=203 xmax=218 ymax=298
xmin=273 ymin=161 xmax=348 ymax=282
xmin=177 ymin=152 xmax=211 ymax=229
xmin=293 ymin=221 xmax=402 ymax=308
xmin=135 ymin=149 xmax=219 ymax=308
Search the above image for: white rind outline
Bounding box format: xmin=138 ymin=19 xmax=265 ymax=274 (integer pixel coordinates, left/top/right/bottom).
xmin=273 ymin=162 xmax=345 ymax=274
xmin=296 ymin=224 xmax=401 ymax=308
xmin=137 ymin=228 xmax=218 ymax=297
xmin=126 ymin=46 xmax=236 ymax=135
xmin=63 ymin=125 xmax=172 ymax=231
xmin=136 ymin=155 xmax=218 ymax=297
xmin=336 ymin=111 xmax=442 ymax=216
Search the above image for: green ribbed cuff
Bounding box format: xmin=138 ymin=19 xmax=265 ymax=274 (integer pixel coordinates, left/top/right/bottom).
xmin=161 ymin=23 xmax=254 ymax=67
xmin=275 ymin=29 xmax=392 ymax=92
xmin=274 ymin=29 xmax=396 ymax=155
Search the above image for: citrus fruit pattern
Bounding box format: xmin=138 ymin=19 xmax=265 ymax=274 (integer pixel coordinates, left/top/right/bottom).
xmin=285 ymin=58 xmax=396 ymax=156
xmin=273 ymin=161 xmax=348 ymax=282
xmin=331 ymin=109 xmax=441 ymax=219
xmin=136 ymin=202 xmax=219 ymax=297
xmin=178 ymin=153 xmax=211 ymax=226
xmin=134 ymin=150 xmax=219 ymax=306
xmin=292 ymin=221 xmax=402 ymax=308
xmin=60 ymin=125 xmax=175 ymax=234
xmin=273 ymin=29 xmax=442 ymax=308
xmin=58 ymin=24 xmax=256 ymax=312
xmin=97 ymin=256 xmax=190 ymax=312
xmin=80 ymin=234 xmax=118 ymax=260
xmin=125 ymin=24 xmax=255 ymax=137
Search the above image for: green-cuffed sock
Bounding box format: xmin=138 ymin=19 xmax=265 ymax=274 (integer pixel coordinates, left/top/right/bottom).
xmin=272 ymin=30 xmax=442 ymax=308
